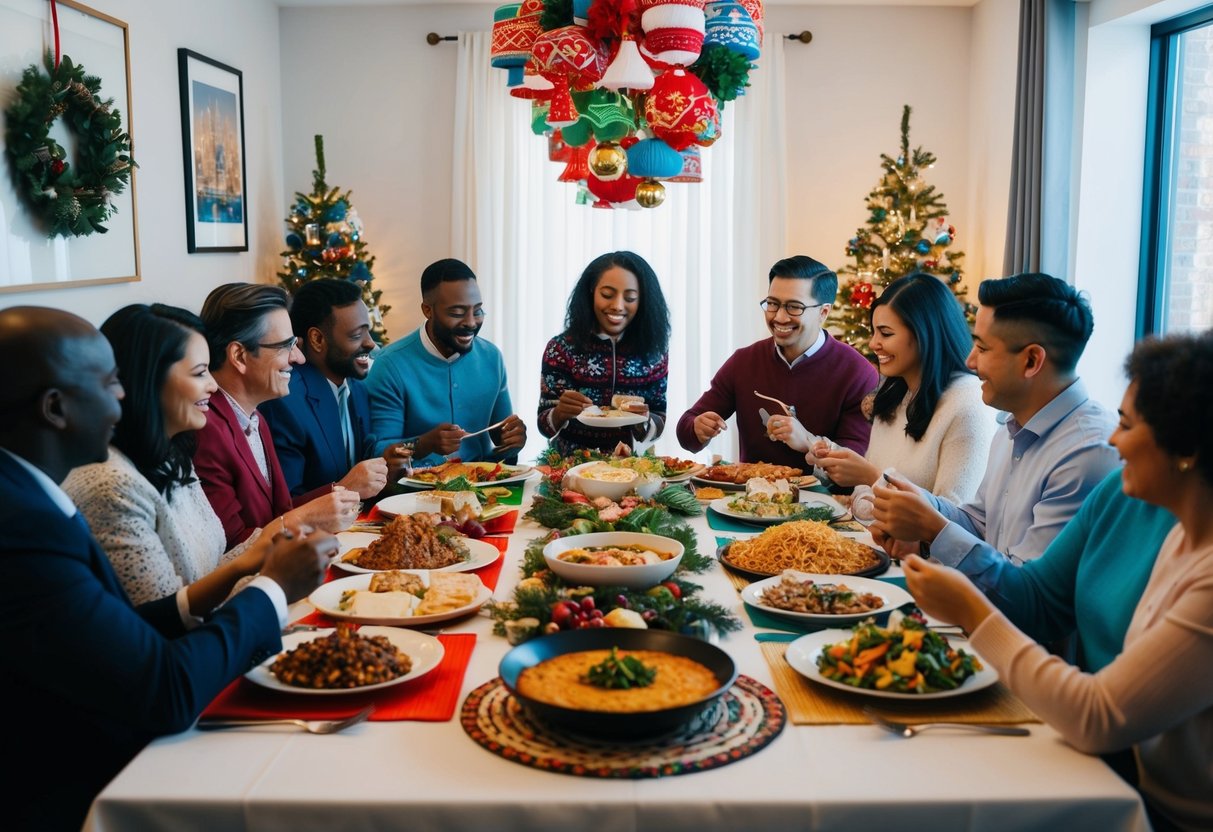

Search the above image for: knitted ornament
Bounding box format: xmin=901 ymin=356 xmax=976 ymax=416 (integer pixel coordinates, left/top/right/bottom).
xmin=511 ymin=70 xmax=555 ymax=100
xmin=490 ymin=3 xmax=527 ymax=86
xmin=625 ymin=136 xmax=683 ymax=178
xmin=668 ymin=145 xmax=702 ymax=182
xmin=738 ymin=0 xmax=764 ymax=40
xmin=640 ymin=0 xmax=707 ymax=66
xmin=850 ymin=282 xmax=875 ymax=309
xmin=599 ymin=35 xmax=655 ymax=91
xmin=587 ymin=171 xmax=642 ymax=206
xmin=643 ymin=68 xmax=717 ymax=151
xmin=528 ymin=25 xmax=607 ymax=126
xmin=703 ymin=1 xmax=760 ymax=60
xmin=586 ymin=0 xmax=644 ymax=41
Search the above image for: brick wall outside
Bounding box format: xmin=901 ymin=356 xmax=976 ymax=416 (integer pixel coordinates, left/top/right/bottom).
xmin=1167 ymin=24 xmax=1213 ymax=333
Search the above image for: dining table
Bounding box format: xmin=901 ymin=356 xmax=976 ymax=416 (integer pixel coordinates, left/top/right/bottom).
xmin=86 ymin=475 xmax=1151 ymax=832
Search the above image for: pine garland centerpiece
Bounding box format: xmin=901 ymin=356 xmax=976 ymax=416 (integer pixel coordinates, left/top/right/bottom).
xmin=3 ymin=52 xmax=136 ymax=237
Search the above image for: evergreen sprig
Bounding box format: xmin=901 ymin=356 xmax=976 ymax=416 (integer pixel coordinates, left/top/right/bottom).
xmin=689 ymin=44 xmax=753 ymax=103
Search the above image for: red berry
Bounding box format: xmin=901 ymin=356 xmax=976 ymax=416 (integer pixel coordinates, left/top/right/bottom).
xmin=580 ymin=596 xmax=596 ymax=612
xmin=550 ymin=603 xmax=573 ymax=626
xmin=590 ymin=609 xmax=604 ymax=619
xmin=586 ymin=618 xmax=606 ymax=628
xmin=661 ymin=581 xmax=682 ymax=600
xmin=614 ymin=594 xmax=629 ymax=609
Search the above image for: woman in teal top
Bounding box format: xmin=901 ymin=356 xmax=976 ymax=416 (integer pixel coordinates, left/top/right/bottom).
xmin=962 ymin=466 xmax=1175 ymax=672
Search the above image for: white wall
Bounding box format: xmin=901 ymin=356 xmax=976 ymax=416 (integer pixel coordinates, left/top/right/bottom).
xmin=280 ymin=3 xmax=1008 ymax=342
xmin=0 ymin=0 xmax=285 ymax=325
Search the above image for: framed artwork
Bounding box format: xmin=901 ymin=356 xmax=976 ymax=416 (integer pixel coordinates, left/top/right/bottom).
xmin=177 ymin=49 xmax=248 ymax=252
xmin=0 ymin=0 xmax=140 ymax=292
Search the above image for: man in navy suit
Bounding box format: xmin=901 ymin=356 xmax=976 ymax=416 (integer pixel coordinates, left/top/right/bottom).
xmin=261 ymin=279 xmax=402 ymax=498
xmin=0 ymin=307 xmax=337 ymax=831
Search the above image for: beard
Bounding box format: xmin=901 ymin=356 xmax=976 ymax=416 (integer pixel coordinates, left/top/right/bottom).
xmin=432 ymin=321 xmax=482 ymax=355
xmin=326 ymin=344 xmax=372 ymax=380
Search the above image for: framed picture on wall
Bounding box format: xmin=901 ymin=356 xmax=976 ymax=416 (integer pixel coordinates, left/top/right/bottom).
xmin=177 ymin=49 xmax=248 ymax=252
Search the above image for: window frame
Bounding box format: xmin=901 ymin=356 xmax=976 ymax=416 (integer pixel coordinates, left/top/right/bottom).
xmin=1138 ymin=5 xmax=1213 ymax=336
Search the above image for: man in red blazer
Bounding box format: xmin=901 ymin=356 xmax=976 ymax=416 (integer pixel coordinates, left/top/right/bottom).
xmin=195 ymin=284 xmax=361 ymax=547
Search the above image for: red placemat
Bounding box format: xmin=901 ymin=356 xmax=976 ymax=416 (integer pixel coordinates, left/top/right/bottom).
xmin=199 ymin=633 xmax=476 ymax=722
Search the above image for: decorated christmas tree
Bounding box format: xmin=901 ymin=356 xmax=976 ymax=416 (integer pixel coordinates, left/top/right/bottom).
xmin=277 ymin=135 xmax=389 ymax=343
xmin=829 ymin=106 xmax=974 ymax=354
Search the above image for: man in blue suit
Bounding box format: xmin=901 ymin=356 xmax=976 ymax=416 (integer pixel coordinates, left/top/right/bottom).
xmin=0 ymin=307 xmax=337 ymax=831
xmin=261 ymin=279 xmax=400 ymax=498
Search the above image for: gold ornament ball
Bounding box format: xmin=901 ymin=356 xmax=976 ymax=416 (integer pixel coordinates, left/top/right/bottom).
xmin=588 ymin=142 xmax=627 ymax=181
xmin=635 ymin=179 xmax=666 ymax=209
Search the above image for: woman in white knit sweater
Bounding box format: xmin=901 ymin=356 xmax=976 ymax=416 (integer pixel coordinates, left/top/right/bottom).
xmin=64 ymin=304 xmax=274 ymax=610
xmin=814 ymin=273 xmax=995 ymax=503
xmin=905 ymin=332 xmax=1213 ymax=832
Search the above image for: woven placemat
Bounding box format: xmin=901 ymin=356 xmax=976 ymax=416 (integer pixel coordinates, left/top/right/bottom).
xmin=759 ymin=641 xmax=1039 ymax=725
xmin=461 ymin=675 xmax=785 ymax=778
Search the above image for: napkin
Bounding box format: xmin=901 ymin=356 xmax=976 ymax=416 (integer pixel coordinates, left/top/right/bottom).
xmin=199 ymin=633 xmax=477 ymax=722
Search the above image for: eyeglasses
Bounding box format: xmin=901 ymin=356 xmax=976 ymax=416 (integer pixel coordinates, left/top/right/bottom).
xmin=759 ymin=299 xmax=825 ymax=317
xmin=254 ymin=335 xmax=300 ymax=354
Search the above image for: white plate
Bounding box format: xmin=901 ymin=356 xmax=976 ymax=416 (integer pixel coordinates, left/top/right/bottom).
xmin=741 ymin=572 xmax=913 ymax=624
xmin=246 ymin=626 xmax=445 ymax=695
xmin=575 ymin=411 xmax=648 ymax=427
xmin=400 ymin=463 xmax=535 ymax=489
xmin=708 ymin=493 xmax=847 ymax=525
xmin=309 ymin=572 xmax=493 ymax=626
xmin=689 ymin=474 xmax=748 ymax=492
xmin=334 ymin=534 xmax=501 ymax=575
xmin=785 ymin=628 xmax=1000 ymax=700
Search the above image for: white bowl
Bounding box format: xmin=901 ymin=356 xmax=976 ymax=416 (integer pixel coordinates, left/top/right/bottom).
xmin=543 ymin=531 xmax=684 ymax=588
xmin=564 ymin=460 xmax=639 ymax=501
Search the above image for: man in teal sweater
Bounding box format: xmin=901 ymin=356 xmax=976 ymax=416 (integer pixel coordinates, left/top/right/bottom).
xmin=367 ymin=259 xmax=526 ymax=466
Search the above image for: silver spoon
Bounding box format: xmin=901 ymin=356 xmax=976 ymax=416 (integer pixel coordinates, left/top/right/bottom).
xmin=195 ymin=705 xmax=374 ymax=734
xmin=865 ymin=709 xmax=1030 ymax=738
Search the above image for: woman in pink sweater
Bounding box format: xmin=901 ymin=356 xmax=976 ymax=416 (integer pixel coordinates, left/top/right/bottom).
xmin=905 ymin=331 xmax=1212 ymax=832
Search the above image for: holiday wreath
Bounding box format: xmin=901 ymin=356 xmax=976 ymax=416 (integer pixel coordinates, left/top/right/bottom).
xmin=3 ymin=51 xmax=135 ymax=237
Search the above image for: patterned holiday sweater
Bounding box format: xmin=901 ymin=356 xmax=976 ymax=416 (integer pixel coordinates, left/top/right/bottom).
xmin=538 ymin=331 xmax=668 ymax=454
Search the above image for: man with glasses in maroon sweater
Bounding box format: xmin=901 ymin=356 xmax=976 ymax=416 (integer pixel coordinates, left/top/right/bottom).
xmin=676 ymin=255 xmax=878 ymax=469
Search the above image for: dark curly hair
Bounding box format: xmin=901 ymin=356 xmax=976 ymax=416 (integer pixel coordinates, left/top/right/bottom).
xmin=563 ymin=251 xmax=670 ymax=360
xmin=1125 ymin=331 xmax=1213 ymax=485
xmin=101 ymin=304 xmax=208 ymax=499
xmin=977 ymin=273 xmax=1093 ymax=373
xmin=870 ymin=273 xmax=974 ymax=441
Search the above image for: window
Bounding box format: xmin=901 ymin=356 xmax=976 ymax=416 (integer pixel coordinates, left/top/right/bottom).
xmin=1140 ymin=6 xmax=1213 ymax=335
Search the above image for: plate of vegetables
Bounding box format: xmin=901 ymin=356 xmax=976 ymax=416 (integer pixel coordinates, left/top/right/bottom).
xmin=785 ymin=618 xmax=998 ymax=699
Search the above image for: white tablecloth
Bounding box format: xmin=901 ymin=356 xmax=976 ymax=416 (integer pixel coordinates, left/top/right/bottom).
xmin=88 ymin=486 xmax=1150 ymax=832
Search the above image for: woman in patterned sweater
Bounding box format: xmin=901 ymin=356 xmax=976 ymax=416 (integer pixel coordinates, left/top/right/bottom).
xmin=538 ymin=251 xmax=670 ymax=454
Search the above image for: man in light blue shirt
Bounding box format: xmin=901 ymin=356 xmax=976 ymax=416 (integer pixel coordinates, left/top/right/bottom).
xmin=871 ymin=272 xmax=1119 ymax=569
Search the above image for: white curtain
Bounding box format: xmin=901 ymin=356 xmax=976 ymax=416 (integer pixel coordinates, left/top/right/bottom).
xmin=453 ymin=31 xmax=788 ymax=462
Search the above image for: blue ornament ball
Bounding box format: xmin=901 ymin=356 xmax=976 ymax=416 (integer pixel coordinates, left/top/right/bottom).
xmin=295 ymin=199 xmax=310 ymax=215
xmin=327 ymin=232 xmax=343 ymax=248
xmin=325 ymin=200 xmax=348 ymax=222
xmin=350 ymin=262 xmax=371 ymax=282
xmin=916 ymin=240 xmax=931 ymax=254
xmin=285 ymin=232 xmax=303 ymax=251
xmin=935 ymin=233 xmax=952 ymax=246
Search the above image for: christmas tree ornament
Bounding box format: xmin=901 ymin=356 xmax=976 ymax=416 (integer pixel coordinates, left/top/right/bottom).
xmin=558 ymin=142 xmax=593 ymax=182
xmin=490 ymin=3 xmax=527 ymax=86
xmin=850 ymin=282 xmax=875 ymax=308
xmin=644 ymin=68 xmax=716 ymax=151
xmin=625 ymin=136 xmax=683 ymax=178
xmin=588 ymin=140 xmax=628 ymax=180
xmin=640 ymin=0 xmax=707 ymax=66
xmin=581 ymin=89 xmax=636 ymax=141
xmin=587 ymin=171 xmax=642 ymax=205
xmin=738 ymin=0 xmax=764 ymax=39
xmin=668 ymin=145 xmax=703 ymax=182
xmin=560 ymin=115 xmax=594 ymax=147
xmin=304 ymin=224 xmax=321 ymax=246
xmin=285 ymin=232 xmax=303 ymax=251
xmin=599 ymin=34 xmax=655 ymax=91
xmin=511 ymin=70 xmax=556 ymax=100
xmin=703 ymin=1 xmax=760 ymax=60
xmin=529 ymin=26 xmax=607 ymax=127
xmin=573 ymin=0 xmax=593 ymax=25
xmin=549 ymin=130 xmax=571 ymax=162
xmin=635 ymin=178 xmax=667 ymax=208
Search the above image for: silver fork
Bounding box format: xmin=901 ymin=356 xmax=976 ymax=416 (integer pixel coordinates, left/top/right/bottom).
xmin=865 ymin=709 xmax=1029 ymax=738
xmin=195 ymin=705 xmax=374 ymax=734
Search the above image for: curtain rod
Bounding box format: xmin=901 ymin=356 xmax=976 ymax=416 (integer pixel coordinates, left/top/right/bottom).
xmin=426 ymin=31 xmax=812 ymax=45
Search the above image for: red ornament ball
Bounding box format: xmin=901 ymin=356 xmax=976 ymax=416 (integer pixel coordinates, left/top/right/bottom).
xmin=50 ymin=159 xmax=66 ymax=176
xmin=850 ymin=282 xmax=875 ymax=309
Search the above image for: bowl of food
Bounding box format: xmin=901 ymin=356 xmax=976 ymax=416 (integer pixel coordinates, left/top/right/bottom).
xmin=499 ymin=628 xmax=737 ymax=737
xmin=564 ymin=460 xmax=640 ymax=501
xmin=543 ymin=531 xmax=684 ymax=588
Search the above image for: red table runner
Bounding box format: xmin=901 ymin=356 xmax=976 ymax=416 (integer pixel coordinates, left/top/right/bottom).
xmin=199 ymin=633 xmax=477 ymax=722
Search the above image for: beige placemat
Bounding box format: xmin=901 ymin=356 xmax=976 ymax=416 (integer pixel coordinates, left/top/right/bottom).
xmin=759 ymin=642 xmax=1040 ymax=725
xmin=724 ymin=568 xmax=752 ymax=592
